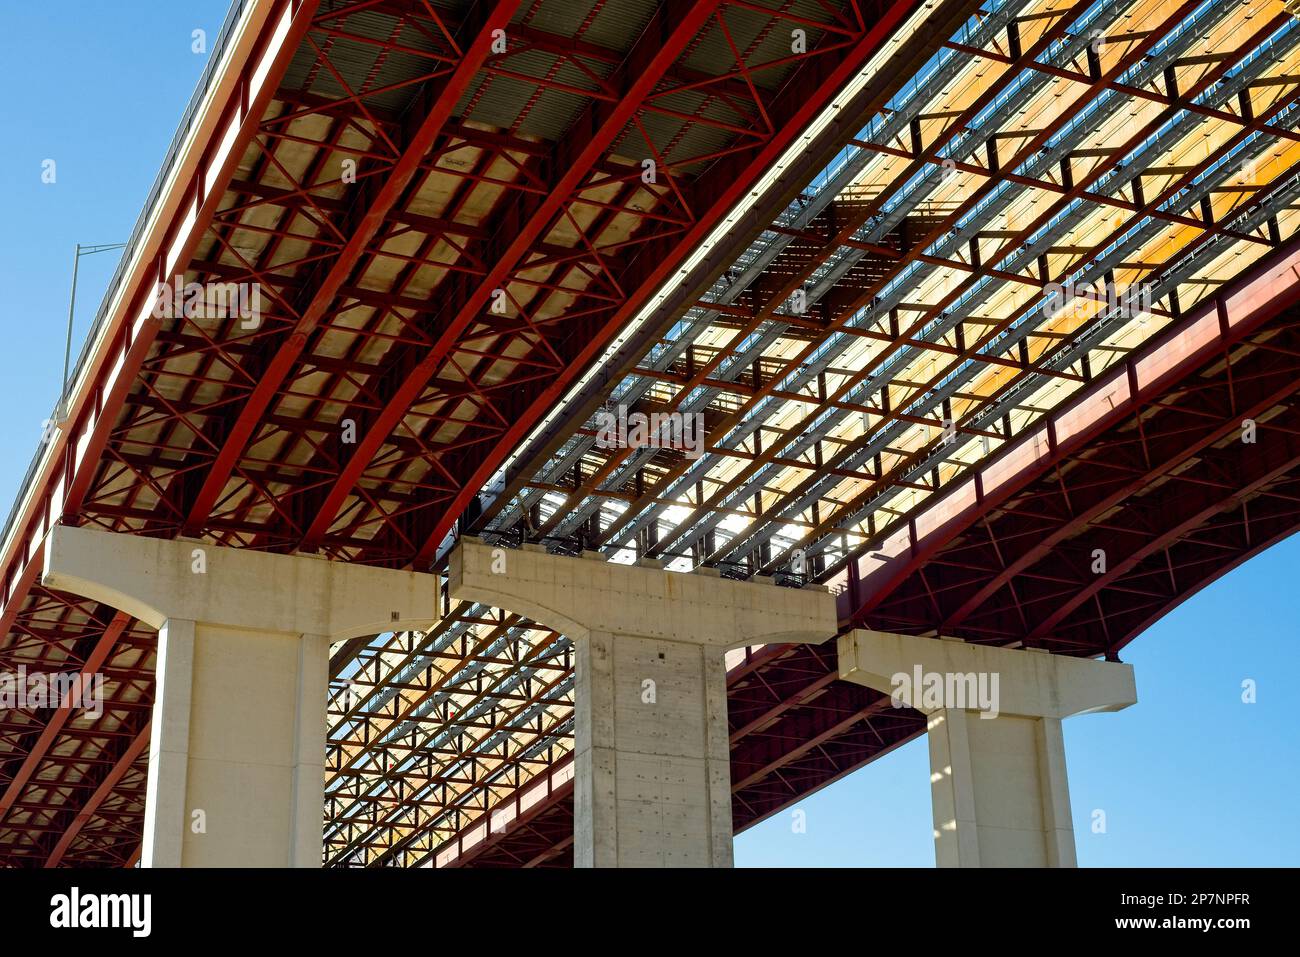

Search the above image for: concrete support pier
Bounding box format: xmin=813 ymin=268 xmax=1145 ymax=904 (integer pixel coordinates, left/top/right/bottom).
xmin=43 ymin=524 xmax=438 ymax=868
xmin=838 ymin=629 xmax=1136 ymax=868
xmin=449 ymin=538 xmax=835 ymax=867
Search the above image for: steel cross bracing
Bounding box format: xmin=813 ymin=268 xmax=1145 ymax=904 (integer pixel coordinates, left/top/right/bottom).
xmin=317 ymin=0 xmax=1300 ymax=868
xmin=314 ymin=0 xmax=961 ymax=868
xmin=323 ymin=607 xmax=576 ymax=864
xmin=0 ymin=0 xmax=321 ymax=868
xmin=493 ymin=0 xmax=1097 ymax=548
xmin=780 ymin=17 xmax=1300 ymax=566
xmin=9 ymin=0 xmax=1300 ymax=869
xmin=851 ymin=241 xmax=1300 ymax=650
xmin=102 ymin=0 xmax=918 ymax=566
xmin=0 ymin=603 xmax=152 ymax=867
xmin=317 ymin=1 xmax=985 ymax=867
xmin=696 ymin=17 xmax=1300 ymax=573
xmin=488 ymin=0 xmax=1040 ymax=538
xmin=0 ymin=0 xmax=943 ymax=865
xmin=489 ymin=0 xmax=1300 ymax=586
xmin=364 ymin=179 xmax=1300 ymax=867
xmin=440 ymin=230 xmax=1300 ymax=867
xmin=447 ymin=0 xmax=1300 ymax=868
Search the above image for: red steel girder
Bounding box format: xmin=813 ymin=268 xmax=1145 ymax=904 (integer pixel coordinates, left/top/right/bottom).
xmin=561 ymin=0 xmax=1215 ymax=560
xmin=0 ymin=612 xmax=131 ymax=825
xmin=444 ymin=237 xmax=1300 ymax=867
xmin=1089 ymin=478 xmax=1300 ymax=652
xmin=871 ymin=400 xmax=1300 ymax=653
xmin=834 ymin=235 xmax=1300 ymax=630
xmin=934 ymin=334 xmax=1300 ymax=635
xmin=1051 ymin=436 xmax=1300 ymax=641
xmin=47 ymin=0 xmax=322 ymax=542
xmin=647 ymin=0 xmax=1278 ymax=570
xmin=0 ymin=1 xmax=323 ymax=865
xmin=43 ymin=721 xmax=150 ymax=868
xmin=296 ymin=0 xmax=728 ymax=550
xmin=182 ymin=0 xmax=523 ymax=534
xmin=0 ymin=593 xmax=153 ymax=867
xmin=397 ymin=0 xmax=925 ymax=565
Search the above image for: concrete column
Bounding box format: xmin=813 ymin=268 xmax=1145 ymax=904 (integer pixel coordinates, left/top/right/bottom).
xmin=573 ymin=630 xmax=733 ymax=866
xmin=838 ymin=629 xmax=1137 ymax=868
xmin=141 ymin=618 xmax=193 ymax=868
xmin=43 ymin=524 xmax=438 ymax=868
xmin=449 ymin=538 xmax=835 ymax=867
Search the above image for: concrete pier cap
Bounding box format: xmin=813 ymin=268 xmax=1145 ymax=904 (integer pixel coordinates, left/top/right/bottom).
xmin=39 ymin=522 xmax=444 ymax=867
xmin=448 ymin=535 xmax=836 ymax=648
xmin=43 ymin=523 xmax=439 ymax=642
xmin=838 ymin=629 xmax=1137 ymax=868
xmin=448 ymin=536 xmax=836 ymax=867
xmin=837 ymin=629 xmax=1137 ymax=718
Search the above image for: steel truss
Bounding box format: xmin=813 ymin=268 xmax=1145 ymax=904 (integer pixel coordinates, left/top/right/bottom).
xmin=1 ymin=0 xmax=940 ymax=866
xmin=440 ymin=229 xmax=1300 ymax=868
xmin=11 ymin=0 xmax=1300 ymax=869
xmin=422 ymin=0 xmax=1300 ymax=868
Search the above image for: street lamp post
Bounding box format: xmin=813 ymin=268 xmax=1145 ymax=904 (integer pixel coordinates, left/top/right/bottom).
xmin=58 ymin=242 xmax=126 ymax=421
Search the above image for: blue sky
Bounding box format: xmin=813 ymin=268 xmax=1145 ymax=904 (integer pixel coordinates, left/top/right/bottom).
xmin=2 ymin=1 xmax=1296 ymax=867
xmin=0 ymin=1 xmax=235 ymax=511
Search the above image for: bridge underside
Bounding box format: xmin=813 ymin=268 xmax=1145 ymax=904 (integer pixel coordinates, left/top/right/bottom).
xmin=451 ymin=233 xmax=1300 ymax=865
xmin=6 ymin=0 xmax=1300 ymax=867
xmin=0 ymin=0 xmax=948 ymax=866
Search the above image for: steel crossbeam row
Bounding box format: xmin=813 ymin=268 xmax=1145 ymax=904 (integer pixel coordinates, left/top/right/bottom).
xmin=441 ymin=226 xmax=1300 ymax=868
xmin=1 ymin=0 xmax=951 ymax=866
xmin=10 ymin=0 xmax=1300 ymax=869
xmin=316 ymin=0 xmax=981 ymax=867
xmin=417 ymin=0 xmax=1300 ymax=866
xmin=84 ymin=0 xmax=924 ymax=565
xmin=321 ymin=0 xmax=1300 ymax=868
xmin=487 ymin=0 xmax=1300 ymax=595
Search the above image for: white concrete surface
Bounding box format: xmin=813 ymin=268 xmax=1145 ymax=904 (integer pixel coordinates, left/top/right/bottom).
xmin=448 ymin=536 xmax=834 ymax=647
xmin=43 ymin=524 xmax=440 ymax=867
xmin=838 ymin=629 xmax=1137 ymax=868
xmin=449 ymin=537 xmax=836 ymax=867
xmin=43 ymin=524 xmax=438 ymax=641
xmin=574 ymin=630 xmax=734 ymax=866
xmin=141 ymin=620 xmax=328 ymax=867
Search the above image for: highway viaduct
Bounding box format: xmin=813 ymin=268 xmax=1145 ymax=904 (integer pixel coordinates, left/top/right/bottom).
xmin=3 ymin=0 xmax=1299 ymax=867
